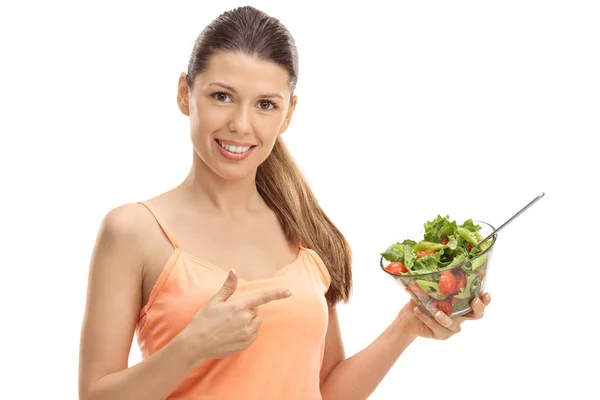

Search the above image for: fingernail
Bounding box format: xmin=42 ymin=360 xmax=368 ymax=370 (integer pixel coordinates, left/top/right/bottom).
xmin=284 ymin=289 xmax=293 ymax=297
xmin=434 ymin=311 xmax=452 ymax=326
xmin=474 ymin=298 xmax=482 ymax=306
xmin=484 ymin=293 xmax=491 ymax=303
xmin=414 ymin=307 xmax=422 ymax=315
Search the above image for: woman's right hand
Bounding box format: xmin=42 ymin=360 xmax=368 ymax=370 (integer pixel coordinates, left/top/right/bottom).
xmin=179 ymin=269 xmax=292 ymax=364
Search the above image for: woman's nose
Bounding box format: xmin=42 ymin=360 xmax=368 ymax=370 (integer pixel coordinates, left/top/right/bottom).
xmin=228 ymin=106 xmax=253 ymax=136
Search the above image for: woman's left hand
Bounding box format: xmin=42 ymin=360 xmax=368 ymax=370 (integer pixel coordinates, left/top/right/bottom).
xmin=400 ymin=293 xmax=491 ymax=340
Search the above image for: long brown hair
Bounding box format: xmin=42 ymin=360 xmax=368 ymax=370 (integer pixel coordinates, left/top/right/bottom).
xmin=185 ymin=6 xmax=352 ymax=305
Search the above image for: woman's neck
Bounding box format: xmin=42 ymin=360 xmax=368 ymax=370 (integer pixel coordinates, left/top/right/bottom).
xmin=180 ymin=156 xmax=265 ymax=216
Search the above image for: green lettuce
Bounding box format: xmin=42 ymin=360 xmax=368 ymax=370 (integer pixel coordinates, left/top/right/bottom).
xmin=381 ymin=239 xmax=416 ymax=264
xmin=415 ymin=280 xmax=447 ymax=300
xmin=423 ymin=215 xmax=458 ymax=243
xmin=382 ymin=215 xmax=492 ymax=277
xmin=454 ymin=273 xmax=481 ymax=299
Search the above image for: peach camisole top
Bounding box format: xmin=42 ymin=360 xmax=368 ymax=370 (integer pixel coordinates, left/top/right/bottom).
xmin=135 ymin=202 xmax=332 ymax=400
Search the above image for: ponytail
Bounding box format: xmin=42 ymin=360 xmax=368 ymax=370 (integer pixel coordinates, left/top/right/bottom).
xmin=256 ymin=138 xmax=352 ymax=305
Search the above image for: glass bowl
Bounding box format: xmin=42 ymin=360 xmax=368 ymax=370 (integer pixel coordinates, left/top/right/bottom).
xmin=380 ymin=220 xmax=496 ymax=318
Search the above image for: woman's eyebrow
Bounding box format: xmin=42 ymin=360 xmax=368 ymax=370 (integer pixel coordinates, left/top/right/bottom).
xmin=209 ymin=82 xmax=284 ymax=99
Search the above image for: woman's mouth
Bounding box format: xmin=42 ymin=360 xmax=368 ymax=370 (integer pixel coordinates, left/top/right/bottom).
xmin=215 ymin=139 xmax=257 ymax=161
xmin=216 ymin=139 xmax=254 ymax=154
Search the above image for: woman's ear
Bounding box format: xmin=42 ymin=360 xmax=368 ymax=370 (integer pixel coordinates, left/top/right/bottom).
xmin=279 ymin=95 xmax=298 ymax=135
xmin=177 ymin=73 xmax=190 ymax=116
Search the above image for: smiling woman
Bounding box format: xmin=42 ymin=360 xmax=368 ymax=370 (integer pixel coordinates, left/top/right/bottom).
xmin=77 ymin=5 xmax=490 ymax=400
xmin=180 ymin=52 xmax=294 ymax=170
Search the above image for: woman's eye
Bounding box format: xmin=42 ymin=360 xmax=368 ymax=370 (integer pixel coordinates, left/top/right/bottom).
xmin=213 ymin=92 xmax=231 ymax=102
xmin=258 ymin=100 xmax=275 ymax=110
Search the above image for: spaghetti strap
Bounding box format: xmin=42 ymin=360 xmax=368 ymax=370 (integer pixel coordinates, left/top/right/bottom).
xmin=137 ymin=201 xmax=180 ymax=249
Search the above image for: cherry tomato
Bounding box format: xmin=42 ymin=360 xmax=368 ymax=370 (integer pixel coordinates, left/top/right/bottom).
xmin=439 ymin=270 xmax=457 ymax=296
xmin=431 ymin=300 xmax=452 ymax=315
xmin=384 ymin=262 xmax=408 ymax=275
xmin=442 ymin=237 xmax=450 ymax=245
xmin=468 ymin=243 xmax=473 ymax=253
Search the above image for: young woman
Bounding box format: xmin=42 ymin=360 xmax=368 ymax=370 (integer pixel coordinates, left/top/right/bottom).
xmin=78 ymin=6 xmax=490 ymax=400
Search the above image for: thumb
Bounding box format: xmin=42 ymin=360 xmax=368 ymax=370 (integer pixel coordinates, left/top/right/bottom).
xmin=211 ymin=269 xmax=238 ymax=303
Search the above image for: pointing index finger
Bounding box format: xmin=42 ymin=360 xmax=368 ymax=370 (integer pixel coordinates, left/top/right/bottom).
xmin=235 ymin=288 xmax=293 ymax=310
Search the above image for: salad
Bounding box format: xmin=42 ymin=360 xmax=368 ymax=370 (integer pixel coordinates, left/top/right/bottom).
xmin=381 ymin=215 xmax=494 ymax=316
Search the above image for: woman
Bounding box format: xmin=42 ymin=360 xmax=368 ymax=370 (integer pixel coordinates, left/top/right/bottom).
xmin=78 ymin=6 xmax=490 ymax=400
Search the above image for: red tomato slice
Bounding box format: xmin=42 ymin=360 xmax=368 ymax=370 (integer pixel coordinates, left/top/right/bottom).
xmin=439 ymin=270 xmax=458 ymax=296
xmin=384 ymin=262 xmax=408 ymax=275
xmin=442 ymin=237 xmax=450 ymax=245
xmin=384 ymin=265 xmax=396 ymax=274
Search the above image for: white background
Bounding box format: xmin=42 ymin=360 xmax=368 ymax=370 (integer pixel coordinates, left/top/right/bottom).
xmin=1 ymin=0 xmax=598 ymax=398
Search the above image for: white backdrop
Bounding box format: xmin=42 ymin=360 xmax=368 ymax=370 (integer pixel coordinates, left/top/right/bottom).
xmin=1 ymin=0 xmax=598 ymax=399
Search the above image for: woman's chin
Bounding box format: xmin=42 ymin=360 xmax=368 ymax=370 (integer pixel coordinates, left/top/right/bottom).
xmin=204 ymin=157 xmax=260 ymax=181
xmin=215 ymin=166 xmax=257 ymax=181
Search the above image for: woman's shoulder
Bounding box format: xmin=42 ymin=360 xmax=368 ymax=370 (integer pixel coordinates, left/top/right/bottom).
xmin=95 ymin=202 xmax=163 ymax=257
xmin=100 ymin=202 xmax=156 ymax=237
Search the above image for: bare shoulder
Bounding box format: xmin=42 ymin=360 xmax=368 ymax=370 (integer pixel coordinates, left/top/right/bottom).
xmin=90 ymin=202 xmax=162 ymax=273
xmin=99 ymin=202 xmax=156 ymax=238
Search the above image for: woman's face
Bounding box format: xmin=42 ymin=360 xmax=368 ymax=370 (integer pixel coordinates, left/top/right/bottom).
xmin=177 ymin=51 xmax=297 ymax=180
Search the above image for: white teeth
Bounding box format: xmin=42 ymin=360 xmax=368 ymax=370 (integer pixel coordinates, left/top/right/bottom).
xmin=218 ymin=140 xmax=251 ymax=154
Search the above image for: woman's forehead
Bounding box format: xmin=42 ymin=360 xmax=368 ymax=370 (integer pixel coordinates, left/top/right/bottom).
xmin=196 ymin=52 xmax=290 ymax=95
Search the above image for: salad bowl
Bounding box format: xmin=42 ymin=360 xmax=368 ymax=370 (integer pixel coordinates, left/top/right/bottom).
xmin=380 ymin=216 xmax=496 ymax=318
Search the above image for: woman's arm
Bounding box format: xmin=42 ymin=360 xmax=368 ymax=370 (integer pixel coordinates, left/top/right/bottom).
xmin=319 ymin=296 xmax=489 ymax=400
xmin=319 ymin=305 xmax=417 ymax=400
xmin=78 ymin=205 xmax=205 ymax=400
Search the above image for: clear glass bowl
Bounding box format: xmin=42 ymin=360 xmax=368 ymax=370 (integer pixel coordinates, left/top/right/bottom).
xmin=380 ymin=220 xmax=496 ymax=318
